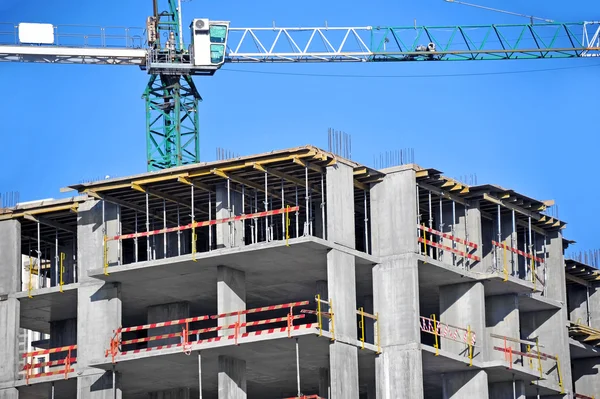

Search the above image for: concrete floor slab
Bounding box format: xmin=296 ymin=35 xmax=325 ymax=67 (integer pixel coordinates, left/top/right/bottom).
xmin=525 ymin=379 xmax=565 ymax=397
xmin=87 ymin=237 xmax=376 ymax=327
xmin=518 ymin=293 xmax=562 ymax=313
xmin=569 ymin=339 xmax=600 ymax=360
xmin=90 ymin=328 xmax=376 ymax=399
xmin=11 ymin=285 xmax=79 ymax=334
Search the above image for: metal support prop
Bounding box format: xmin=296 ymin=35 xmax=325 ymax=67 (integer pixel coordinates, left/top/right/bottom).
xmin=364 ymin=190 xmax=369 ymax=254
xmin=145 ymin=193 xmax=151 ymax=261
xmin=227 ymin=178 xmax=232 ymax=246
xmin=264 ymin=172 xmax=269 ymax=241
xmin=242 ymin=185 xmax=245 ymax=244
xmin=54 ymin=230 xmax=58 ymax=287
xmin=321 ymin=172 xmax=325 ymax=239
xmin=191 ymin=185 xmax=196 ymax=261
xmin=176 ymin=206 xmax=181 ymax=256
xmin=295 ymin=338 xmax=301 ymax=397
xmin=452 ymin=200 xmax=456 ymax=266
xmin=208 ymin=191 xmax=212 ymax=250
xmin=422 ymin=223 xmax=428 ymax=261
xmin=295 ymin=185 xmax=299 ymax=238
xmin=163 ymin=200 xmax=167 ymax=258
xmin=281 ymin=179 xmax=285 ymax=239
xmin=305 ymin=166 xmax=309 ymax=236
xmin=112 ymin=366 xmax=116 ymax=399
xmin=439 ymin=196 xmax=443 ymax=262
xmin=497 ymin=204 xmax=502 ymax=272
xmin=286 ymin=205 xmax=291 ymax=246
xmin=117 ymin=205 xmax=122 ymax=265
xmin=102 ymin=200 xmax=109 ymax=276
xmin=428 ymin=190 xmax=433 ymax=258
xmin=253 ymin=190 xmax=258 ymax=244
xmin=432 ymin=314 xmax=439 ymax=356
xmin=51 ymin=382 xmax=55 ymax=399
xmin=511 ymin=210 xmax=517 ymax=276
xmin=529 ymin=216 xmax=535 ymax=287
xmin=59 ymin=252 xmax=65 ymax=293
xmin=37 ymin=221 xmax=42 ymax=287
xmin=134 ymin=211 xmax=139 ymax=262
xmin=28 ymin=255 xmax=33 ymax=298
xmin=503 ymin=241 xmax=508 ymax=281
xmin=464 ymin=203 xmax=469 ymax=269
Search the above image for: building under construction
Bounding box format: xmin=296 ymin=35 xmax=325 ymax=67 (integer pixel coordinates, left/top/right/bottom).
xmin=0 ymin=145 xmax=599 ymax=399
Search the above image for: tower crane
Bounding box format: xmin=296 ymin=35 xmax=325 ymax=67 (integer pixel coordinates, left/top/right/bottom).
xmin=1 ymin=0 xmax=599 ymax=171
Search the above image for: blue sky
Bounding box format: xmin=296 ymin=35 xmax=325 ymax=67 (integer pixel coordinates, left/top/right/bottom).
xmin=1 ymin=0 xmax=599 ymax=254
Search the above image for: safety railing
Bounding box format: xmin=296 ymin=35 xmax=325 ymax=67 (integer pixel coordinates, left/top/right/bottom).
xmin=420 ymin=315 xmax=476 ymax=365
xmin=490 ymin=334 xmax=564 ymax=393
xmin=282 ymin=396 xmax=324 ymax=399
xmin=106 ymin=299 xmax=314 ymax=362
xmin=21 ymin=344 xmax=77 ymax=384
xmin=301 ymin=294 xmax=336 ymax=341
xmin=492 ymin=240 xmax=544 ymax=287
xmin=418 ymin=224 xmax=480 ymax=263
xmin=103 ymin=205 xmax=299 ymax=275
xmin=357 ymin=307 xmax=381 ymax=353
xmin=575 ymin=393 xmax=596 ymax=399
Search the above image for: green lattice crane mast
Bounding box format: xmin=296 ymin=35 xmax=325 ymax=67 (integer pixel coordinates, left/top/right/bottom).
xmin=0 ymin=2 xmax=598 ymax=171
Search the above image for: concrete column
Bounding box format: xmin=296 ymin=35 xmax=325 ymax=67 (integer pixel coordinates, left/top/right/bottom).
xmin=544 ymin=231 xmax=567 ymax=303
xmin=589 ymin=286 xmax=600 ymax=329
xmin=520 ymin=309 xmax=573 ymax=395
xmin=77 ymin=199 xmax=122 ymax=399
xmin=373 ymin=255 xmax=423 ymax=399
xmin=325 ymin=163 xmax=355 ymax=247
xmin=318 ymin=367 xmax=330 ymax=399
xmin=567 ymin=285 xmax=589 ymax=325
xmin=439 ymin=282 xmax=486 ymax=360
xmin=489 ymin=380 xmax=526 ymax=399
xmin=370 ymin=168 xmax=417 ymax=256
xmin=216 ymin=184 xmax=244 ymax=248
xmin=0 ymin=298 xmax=19 ymax=384
xmin=442 ymin=370 xmax=489 ymax=399
xmin=485 ymin=295 xmax=520 ymax=362
xmin=49 ymin=318 xmax=77 ymax=361
xmin=218 ymin=355 xmax=246 ymax=399
xmin=0 ymin=388 xmax=19 ymax=399
xmin=327 ymin=249 xmax=359 ymax=399
xmin=572 ymin=357 xmax=600 ymax=398
xmin=0 ymin=220 xmax=20 ymax=385
xmin=217 ymin=266 xmax=246 ymax=335
xmin=0 ymin=220 xmax=20 ymax=294
xmin=147 ymin=302 xmax=189 ymax=347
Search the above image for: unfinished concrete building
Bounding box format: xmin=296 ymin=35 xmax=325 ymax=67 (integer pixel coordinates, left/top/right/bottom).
xmin=0 ymin=145 xmax=598 ymax=399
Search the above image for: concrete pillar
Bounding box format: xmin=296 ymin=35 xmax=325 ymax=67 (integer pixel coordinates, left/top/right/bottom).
xmin=567 ymin=285 xmax=589 ymax=325
xmin=147 ymin=302 xmax=189 ymax=347
xmin=520 ymin=310 xmax=572 ymax=395
xmin=77 ymin=199 xmax=122 ymax=399
xmin=485 ymin=295 xmax=520 ymax=362
xmin=370 ymin=168 xmax=417 ymax=257
xmin=0 ymin=220 xmax=20 ymax=385
xmin=0 ymin=388 xmax=19 ymax=399
xmin=318 ymin=367 xmax=330 ymax=399
xmin=216 ymin=184 xmax=244 ymax=248
xmin=49 ymin=318 xmax=77 ymax=361
xmin=572 ymin=357 xmax=600 ymax=398
xmin=217 ymin=266 xmax=246 ymax=336
xmin=148 ymin=388 xmax=191 ymax=399
xmin=327 ymin=249 xmax=359 ymax=399
xmin=218 ymin=355 xmax=246 ymax=399
xmin=590 ymin=286 xmax=600 ymax=329
xmin=544 ymin=231 xmax=567 ymax=303
xmin=442 ymin=370 xmax=489 ymax=399
xmin=439 ymin=281 xmax=486 ymax=360
xmin=373 ymin=256 xmax=423 ymax=399
xmin=325 ymin=163 xmax=355 ymax=247
xmin=489 ymin=380 xmax=526 ymax=399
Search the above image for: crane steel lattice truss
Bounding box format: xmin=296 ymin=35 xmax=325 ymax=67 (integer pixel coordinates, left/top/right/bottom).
xmin=0 ymin=1 xmax=598 ymax=171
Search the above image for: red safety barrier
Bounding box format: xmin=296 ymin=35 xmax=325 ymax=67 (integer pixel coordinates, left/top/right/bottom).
xmin=418 ymin=237 xmax=481 ymax=262
xmin=492 ymin=240 xmax=543 ymax=263
xmin=22 ymin=345 xmax=77 ymax=383
xmin=418 ymin=225 xmax=478 ymax=249
xmin=107 ymin=300 xmax=312 ymax=361
xmin=575 ymin=394 xmax=595 ymax=399
xmin=107 ymin=206 xmax=299 ymax=242
xmin=282 ymin=396 xmax=325 ymax=399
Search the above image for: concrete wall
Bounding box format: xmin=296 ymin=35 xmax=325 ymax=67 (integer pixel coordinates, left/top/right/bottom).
xmin=485 ymin=295 xmax=520 ymax=362
xmin=0 ymin=220 xmax=21 ymax=295
xmin=326 ymin=163 xmax=355 ymax=247
xmin=572 ymin=357 xmax=600 ymax=398
xmin=0 ymin=221 xmax=20 ymax=384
